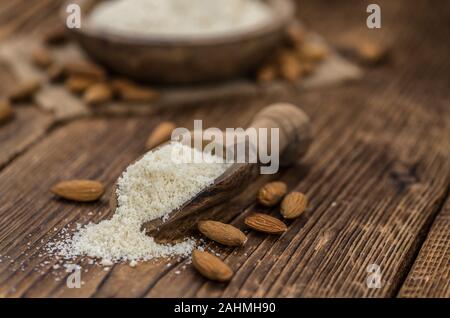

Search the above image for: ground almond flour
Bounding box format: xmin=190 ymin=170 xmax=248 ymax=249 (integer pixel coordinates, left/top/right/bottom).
xmin=50 ymin=142 xmax=230 ymax=264
xmin=89 ymin=0 xmax=273 ymax=37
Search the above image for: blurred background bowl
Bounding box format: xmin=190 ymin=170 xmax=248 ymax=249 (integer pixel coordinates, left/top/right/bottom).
xmin=64 ymin=0 xmax=295 ymax=84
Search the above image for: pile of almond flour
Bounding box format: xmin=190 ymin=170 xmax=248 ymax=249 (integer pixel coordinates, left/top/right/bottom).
xmin=48 ymin=142 xmax=230 ymax=265
xmin=88 ymin=0 xmax=273 ymax=37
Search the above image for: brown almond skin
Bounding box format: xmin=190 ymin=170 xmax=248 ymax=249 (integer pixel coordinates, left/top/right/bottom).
xmin=146 ymin=121 xmax=176 ymax=150
xmin=112 ymin=79 xmax=159 ymax=103
xmin=198 ymin=220 xmax=247 ymax=247
xmin=257 ymin=181 xmax=287 ymax=207
xmin=66 ymin=76 xmax=97 ymax=94
xmin=63 ymin=61 xmax=106 ymax=80
xmin=285 ymin=21 xmax=306 ymax=47
xmin=357 ymin=41 xmax=389 ymax=65
xmin=281 ymin=192 xmax=308 ymax=219
xmin=43 ymin=25 xmax=68 ymax=45
xmin=0 ymin=100 xmax=14 ymax=124
xmin=51 ymin=180 xmax=105 ymax=202
xmin=9 ymin=79 xmax=41 ymax=102
xmin=244 ymin=213 xmax=287 ymax=235
xmin=83 ymin=83 xmax=113 ymax=105
xmin=300 ymin=42 xmax=328 ymax=63
xmin=192 ymin=250 xmax=233 ymax=282
xmin=47 ymin=64 xmax=65 ymax=82
xmin=121 ymin=87 xmax=158 ymax=103
xmin=257 ymin=63 xmax=277 ymax=82
xmin=278 ymin=50 xmax=303 ymax=82
xmin=32 ymin=47 xmax=53 ymax=68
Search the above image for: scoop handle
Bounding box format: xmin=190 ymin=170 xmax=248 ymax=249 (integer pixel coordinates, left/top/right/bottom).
xmin=249 ymin=103 xmax=312 ymax=166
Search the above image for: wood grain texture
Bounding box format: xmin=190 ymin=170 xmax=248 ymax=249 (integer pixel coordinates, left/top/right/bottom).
xmin=0 ymin=79 xmax=448 ymax=297
xmin=0 ymin=0 xmax=449 ymax=298
xmin=0 ymin=107 xmax=53 ymax=169
xmin=398 ymin=197 xmax=450 ymax=298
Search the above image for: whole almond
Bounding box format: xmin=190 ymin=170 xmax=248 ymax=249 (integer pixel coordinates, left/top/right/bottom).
xmin=300 ymin=42 xmax=328 ymax=62
xmin=0 ymin=100 xmax=14 ymax=124
xmin=9 ymin=79 xmax=41 ymax=102
xmin=356 ymin=41 xmax=389 ymax=65
xmin=112 ymin=79 xmax=159 ymax=103
xmin=47 ymin=64 xmax=65 ymax=82
xmin=257 ymin=63 xmax=277 ymax=82
xmin=281 ymin=192 xmax=308 ymax=219
xmin=278 ymin=50 xmax=303 ymax=82
xmin=257 ymin=181 xmax=287 ymax=207
xmin=244 ymin=213 xmax=287 ymax=234
xmin=43 ymin=25 xmax=67 ymax=45
xmin=198 ymin=220 xmax=247 ymax=246
xmin=32 ymin=47 xmax=53 ymax=68
xmin=63 ymin=61 xmax=106 ymax=80
xmin=285 ymin=21 xmax=306 ymax=47
xmin=66 ymin=75 xmax=97 ymax=94
xmin=51 ymin=180 xmax=104 ymax=202
xmin=146 ymin=121 xmax=176 ymax=150
xmin=192 ymin=250 xmax=233 ymax=282
xmin=83 ymin=83 xmax=113 ymax=105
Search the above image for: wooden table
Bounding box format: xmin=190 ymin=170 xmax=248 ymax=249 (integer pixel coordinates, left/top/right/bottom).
xmin=0 ymin=0 xmax=448 ymax=298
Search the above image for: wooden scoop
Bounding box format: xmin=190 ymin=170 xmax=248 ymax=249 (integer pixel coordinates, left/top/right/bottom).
xmin=110 ymin=103 xmax=312 ymax=242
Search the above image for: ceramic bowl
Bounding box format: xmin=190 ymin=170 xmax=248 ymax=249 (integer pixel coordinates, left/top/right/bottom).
xmin=64 ymin=0 xmax=295 ymax=84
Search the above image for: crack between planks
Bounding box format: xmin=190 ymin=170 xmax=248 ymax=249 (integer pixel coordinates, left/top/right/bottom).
xmin=0 ymin=127 xmax=138 ymax=296
xmin=139 ymin=199 xmax=258 ymax=297
xmin=392 ymin=180 xmax=450 ymax=298
xmin=136 ymin=259 xmax=186 ymax=298
xmin=0 ymin=112 xmax=76 ymax=172
xmin=0 ymin=101 xmax=244 ymax=173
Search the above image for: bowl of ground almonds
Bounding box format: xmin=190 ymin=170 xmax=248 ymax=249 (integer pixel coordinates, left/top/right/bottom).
xmin=64 ymin=0 xmax=294 ymax=84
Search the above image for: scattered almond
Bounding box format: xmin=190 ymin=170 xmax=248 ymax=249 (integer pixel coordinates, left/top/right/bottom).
xmin=146 ymin=121 xmax=176 ymax=150
xmin=198 ymin=220 xmax=247 ymax=247
xmin=51 ymin=180 xmax=105 ymax=202
xmin=47 ymin=64 xmax=65 ymax=82
xmin=300 ymin=42 xmax=328 ymax=63
xmin=257 ymin=63 xmax=277 ymax=82
xmin=286 ymin=21 xmax=306 ymax=47
xmin=43 ymin=25 xmax=68 ymax=45
xmin=0 ymin=100 xmax=14 ymax=124
xmin=112 ymin=79 xmax=159 ymax=103
xmin=192 ymin=250 xmax=233 ymax=282
xmin=281 ymin=192 xmax=308 ymax=219
xmin=257 ymin=181 xmax=287 ymax=207
xmin=278 ymin=50 xmax=303 ymax=82
xmin=254 ymin=24 xmax=328 ymax=82
xmin=9 ymin=79 xmax=41 ymax=102
xmin=63 ymin=61 xmax=106 ymax=80
xmin=31 ymin=47 xmax=53 ymax=69
xmin=66 ymin=75 xmax=98 ymax=94
xmin=83 ymin=83 xmax=113 ymax=105
xmin=244 ymin=213 xmax=287 ymax=234
xmin=356 ymin=41 xmax=389 ymax=65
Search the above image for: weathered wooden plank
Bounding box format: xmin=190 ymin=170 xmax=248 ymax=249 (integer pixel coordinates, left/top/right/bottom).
xmin=0 ymin=106 xmax=53 ymax=169
xmin=0 ymin=99 xmax=266 ymax=297
xmin=398 ymin=197 xmax=450 ymax=298
xmin=0 ymin=0 xmax=449 ymax=298
xmin=0 ymin=116 xmax=150 ymax=298
xmin=0 ymin=75 xmax=448 ymax=298
xmin=0 ymin=0 xmax=56 ymax=40
xmin=144 ymin=84 xmax=450 ymax=298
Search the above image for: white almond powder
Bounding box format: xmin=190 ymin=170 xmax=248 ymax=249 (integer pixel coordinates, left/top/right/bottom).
xmin=53 ymin=142 xmax=230 ymax=263
xmin=89 ymin=0 xmax=273 ymax=37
